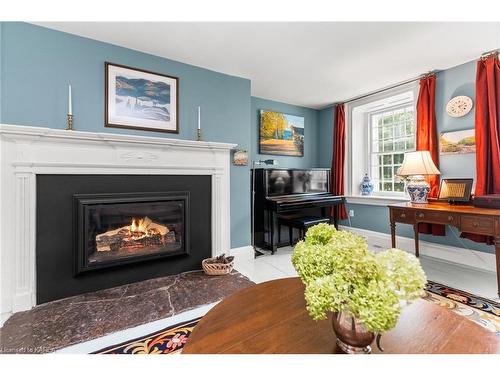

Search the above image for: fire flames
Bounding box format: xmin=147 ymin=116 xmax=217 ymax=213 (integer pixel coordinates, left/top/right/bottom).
xmin=129 ymin=217 xmax=148 ymax=240
xmin=95 ymin=216 xmax=172 ymax=253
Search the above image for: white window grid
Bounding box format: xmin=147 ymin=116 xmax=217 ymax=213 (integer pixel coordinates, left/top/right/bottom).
xmin=368 ymin=103 xmax=416 ymax=194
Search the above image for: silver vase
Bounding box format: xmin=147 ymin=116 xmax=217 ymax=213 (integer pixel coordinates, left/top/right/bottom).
xmin=332 ymin=311 xmax=383 ymax=354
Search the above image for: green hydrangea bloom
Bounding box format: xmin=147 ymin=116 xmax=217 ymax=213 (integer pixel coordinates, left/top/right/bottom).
xmin=303 ymin=223 xmax=338 ymax=245
xmin=376 ymin=248 xmax=427 ymax=302
xmin=346 ymin=279 xmax=401 ymax=333
xmin=292 ymin=224 xmax=427 ymax=333
xmin=292 ymin=227 xmax=370 ymax=284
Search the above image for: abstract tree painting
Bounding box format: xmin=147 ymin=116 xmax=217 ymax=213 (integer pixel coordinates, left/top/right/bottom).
xmin=259 ymin=110 xmax=304 ymax=156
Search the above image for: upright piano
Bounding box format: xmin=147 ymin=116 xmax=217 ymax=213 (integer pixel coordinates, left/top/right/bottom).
xmin=252 ymin=168 xmax=345 ymax=252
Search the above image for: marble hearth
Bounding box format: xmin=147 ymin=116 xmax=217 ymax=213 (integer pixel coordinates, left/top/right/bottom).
xmin=0 ymin=270 xmax=255 ymax=353
xmin=0 ymin=124 xmax=236 ymax=325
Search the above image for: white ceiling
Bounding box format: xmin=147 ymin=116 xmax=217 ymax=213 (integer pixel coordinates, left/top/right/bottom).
xmin=35 ymin=22 xmax=500 ymax=109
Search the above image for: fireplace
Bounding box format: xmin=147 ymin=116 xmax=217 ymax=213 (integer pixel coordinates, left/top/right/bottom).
xmin=74 ymin=192 xmax=189 ymax=274
xmin=34 ymin=174 xmax=212 ymax=304
xmin=1 ymin=125 xmax=233 ymax=316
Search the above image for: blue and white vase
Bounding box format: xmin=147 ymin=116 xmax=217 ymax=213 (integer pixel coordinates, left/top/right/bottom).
xmin=406 ymin=175 xmax=430 ymax=203
xmin=360 ymin=174 xmax=374 ymax=196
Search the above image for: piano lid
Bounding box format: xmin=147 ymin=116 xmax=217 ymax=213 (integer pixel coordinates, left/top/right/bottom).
xmin=264 ymin=168 xmax=330 ymax=197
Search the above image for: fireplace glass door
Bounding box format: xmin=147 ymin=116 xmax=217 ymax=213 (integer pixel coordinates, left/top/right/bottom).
xmin=74 ymin=192 xmax=189 ymax=274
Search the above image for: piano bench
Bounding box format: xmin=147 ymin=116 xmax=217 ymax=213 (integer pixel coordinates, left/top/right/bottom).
xmin=277 ymin=216 xmax=331 ymax=245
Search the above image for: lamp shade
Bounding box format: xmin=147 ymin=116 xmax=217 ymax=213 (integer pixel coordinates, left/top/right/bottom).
xmin=397 ymin=151 xmax=441 ymax=176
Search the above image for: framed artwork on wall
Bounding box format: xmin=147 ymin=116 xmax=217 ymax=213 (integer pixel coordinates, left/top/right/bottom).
xmin=105 ymin=62 xmax=179 ymax=133
xmin=439 ymin=129 xmax=476 ymax=155
xmin=259 ymin=110 xmax=304 ymax=157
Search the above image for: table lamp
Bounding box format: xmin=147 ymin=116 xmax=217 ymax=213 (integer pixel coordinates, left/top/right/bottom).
xmin=397 ymin=151 xmax=440 ymax=204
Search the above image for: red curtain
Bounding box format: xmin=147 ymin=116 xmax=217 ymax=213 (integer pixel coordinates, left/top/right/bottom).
xmin=461 ymin=55 xmax=500 ymax=245
xmin=416 ymin=75 xmax=445 ymax=236
xmin=331 ymin=104 xmax=348 ymax=220
xmin=475 ymin=55 xmax=500 ymax=195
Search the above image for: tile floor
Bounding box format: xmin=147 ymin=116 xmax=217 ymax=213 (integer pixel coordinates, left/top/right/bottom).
xmin=58 ymin=240 xmax=498 ymax=353
xmin=233 ymin=245 xmax=500 ymax=302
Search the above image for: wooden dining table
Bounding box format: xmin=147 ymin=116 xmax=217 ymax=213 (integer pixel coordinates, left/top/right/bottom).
xmin=182 ymin=277 xmax=499 ymax=354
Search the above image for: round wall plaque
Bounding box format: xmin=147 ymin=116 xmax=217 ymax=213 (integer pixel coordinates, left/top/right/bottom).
xmin=446 ymin=96 xmax=473 ymax=117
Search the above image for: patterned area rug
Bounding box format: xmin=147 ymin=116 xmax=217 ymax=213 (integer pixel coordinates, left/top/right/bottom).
xmin=94 ymin=281 xmax=500 ymax=354
xmin=93 ymin=317 xmax=201 ymax=354
xmin=422 ymin=281 xmax=499 ymax=333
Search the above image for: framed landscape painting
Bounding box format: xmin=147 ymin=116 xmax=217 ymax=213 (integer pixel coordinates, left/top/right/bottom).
xmin=439 ymin=129 xmax=476 ymax=155
xmin=259 ymin=110 xmax=304 ymax=156
xmin=105 ymin=62 xmax=179 ymax=133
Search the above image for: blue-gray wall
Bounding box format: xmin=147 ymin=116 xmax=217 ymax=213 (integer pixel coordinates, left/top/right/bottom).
xmin=250 ymin=97 xmax=320 ymax=168
xmin=436 ymin=61 xmax=477 ymax=181
xmin=317 ymin=106 xmax=334 ymax=168
xmin=0 ymin=23 xmax=3 ymax=122
xmin=318 ymin=60 xmax=492 ymax=254
xmin=0 ymin=23 xmax=323 ymax=249
xmin=1 ymin=22 xmax=489 ymax=253
xmin=0 ymin=22 xmax=252 ymax=248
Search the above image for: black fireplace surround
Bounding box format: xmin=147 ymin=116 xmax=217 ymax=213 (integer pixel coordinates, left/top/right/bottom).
xmin=36 ymin=175 xmax=211 ymax=304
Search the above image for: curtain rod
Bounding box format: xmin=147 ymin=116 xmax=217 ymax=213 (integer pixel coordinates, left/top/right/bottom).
xmin=481 ymin=48 xmax=500 ymax=58
xmin=327 ymin=49 xmax=497 ymax=109
xmin=329 ymin=71 xmax=435 ymax=107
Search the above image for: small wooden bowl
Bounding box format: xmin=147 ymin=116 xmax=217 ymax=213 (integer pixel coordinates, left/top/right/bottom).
xmin=202 ymin=258 xmax=234 ymax=276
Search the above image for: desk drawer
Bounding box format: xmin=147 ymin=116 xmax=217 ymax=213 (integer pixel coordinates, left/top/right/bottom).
xmin=461 ymin=215 xmax=495 ymax=235
xmin=415 ymin=211 xmax=460 ymax=225
xmin=392 ymin=209 xmax=414 ymax=223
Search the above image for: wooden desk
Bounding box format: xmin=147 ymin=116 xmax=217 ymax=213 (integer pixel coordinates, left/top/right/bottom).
xmin=388 ymin=202 xmax=500 ymax=296
xmin=183 ymin=278 xmax=499 ymax=354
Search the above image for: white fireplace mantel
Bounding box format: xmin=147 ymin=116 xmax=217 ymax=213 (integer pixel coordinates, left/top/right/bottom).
xmin=0 ymin=124 xmax=236 ymax=324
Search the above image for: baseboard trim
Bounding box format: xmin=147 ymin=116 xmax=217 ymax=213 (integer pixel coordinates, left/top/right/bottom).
xmin=230 ymin=245 xmax=253 ymax=255
xmin=339 ymin=225 xmax=496 ymax=274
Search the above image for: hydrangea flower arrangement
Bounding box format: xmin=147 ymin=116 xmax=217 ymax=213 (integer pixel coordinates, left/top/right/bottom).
xmin=291 ymin=223 xmax=427 ymax=333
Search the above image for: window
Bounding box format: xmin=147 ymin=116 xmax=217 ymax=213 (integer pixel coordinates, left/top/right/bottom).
xmin=347 ymin=83 xmax=418 ymax=201
xmin=370 ymin=105 xmax=415 ymax=193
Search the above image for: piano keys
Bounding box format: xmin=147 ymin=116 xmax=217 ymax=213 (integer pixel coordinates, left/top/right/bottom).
xmin=251 ymin=168 xmax=345 ymax=253
xmin=266 ymin=193 xmax=345 ymax=213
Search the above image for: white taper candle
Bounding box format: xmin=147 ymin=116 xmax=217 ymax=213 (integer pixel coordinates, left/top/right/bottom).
xmin=197 ymin=106 xmax=201 ymax=130
xmin=68 ymin=85 xmax=72 ymax=115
